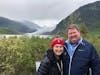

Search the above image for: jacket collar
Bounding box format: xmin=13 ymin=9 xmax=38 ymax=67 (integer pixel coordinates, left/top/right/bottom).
xmin=46 ymin=49 xmax=62 ymax=63
xmin=65 ymin=37 xmax=85 ymax=46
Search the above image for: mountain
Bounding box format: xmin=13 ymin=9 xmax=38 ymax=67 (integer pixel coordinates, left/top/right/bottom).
xmin=0 ymin=27 xmax=19 ymax=34
xmin=0 ymin=17 xmax=40 ymax=34
xmin=21 ymin=20 xmax=41 ymax=30
xmin=52 ymin=1 xmax=100 ymax=35
xmin=26 ymin=25 xmax=56 ymax=35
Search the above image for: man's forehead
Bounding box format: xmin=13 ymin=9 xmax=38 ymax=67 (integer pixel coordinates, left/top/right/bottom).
xmin=68 ymin=28 xmax=80 ymax=33
xmin=68 ymin=28 xmax=78 ymax=31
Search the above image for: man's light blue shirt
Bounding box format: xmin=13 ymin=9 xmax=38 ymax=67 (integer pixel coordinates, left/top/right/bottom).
xmin=65 ymin=37 xmax=83 ymax=57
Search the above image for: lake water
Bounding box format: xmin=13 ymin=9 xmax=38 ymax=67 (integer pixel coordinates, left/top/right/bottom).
xmin=0 ymin=34 xmax=51 ymax=38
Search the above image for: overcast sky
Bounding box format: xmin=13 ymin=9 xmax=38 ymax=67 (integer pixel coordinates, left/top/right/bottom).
xmin=0 ymin=0 xmax=99 ymax=27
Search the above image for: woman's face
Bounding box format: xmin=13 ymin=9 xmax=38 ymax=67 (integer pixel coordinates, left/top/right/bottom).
xmin=53 ymin=44 xmax=64 ymax=56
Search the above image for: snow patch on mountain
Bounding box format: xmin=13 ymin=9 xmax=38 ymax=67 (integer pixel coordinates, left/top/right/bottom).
xmin=26 ymin=25 xmax=56 ymax=35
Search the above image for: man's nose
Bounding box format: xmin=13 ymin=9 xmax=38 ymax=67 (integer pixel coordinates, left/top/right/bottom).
xmin=71 ymin=33 xmax=75 ymax=36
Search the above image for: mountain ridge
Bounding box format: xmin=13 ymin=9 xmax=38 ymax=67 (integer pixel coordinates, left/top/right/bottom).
xmin=0 ymin=17 xmax=41 ymax=34
xmin=52 ymin=1 xmax=100 ymax=35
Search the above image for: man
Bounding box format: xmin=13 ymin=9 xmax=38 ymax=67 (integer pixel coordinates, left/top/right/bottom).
xmin=64 ymin=24 xmax=100 ymax=75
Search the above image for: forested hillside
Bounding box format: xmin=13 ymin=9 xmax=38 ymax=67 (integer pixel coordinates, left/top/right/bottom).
xmin=0 ymin=17 xmax=40 ymax=34
xmin=52 ymin=1 xmax=100 ymax=35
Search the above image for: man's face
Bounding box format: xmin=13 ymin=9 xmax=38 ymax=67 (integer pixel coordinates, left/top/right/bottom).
xmin=68 ymin=28 xmax=81 ymax=44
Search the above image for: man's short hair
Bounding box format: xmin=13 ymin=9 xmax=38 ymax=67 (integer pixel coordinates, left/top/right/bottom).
xmin=67 ymin=24 xmax=80 ymax=31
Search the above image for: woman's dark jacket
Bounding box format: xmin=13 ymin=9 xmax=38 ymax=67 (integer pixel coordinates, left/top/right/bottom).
xmin=36 ymin=49 xmax=66 ymax=75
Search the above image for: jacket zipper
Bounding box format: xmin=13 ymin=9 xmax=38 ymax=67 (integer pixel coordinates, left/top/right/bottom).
xmin=56 ymin=60 xmax=63 ymax=75
xmin=64 ymin=44 xmax=80 ymax=75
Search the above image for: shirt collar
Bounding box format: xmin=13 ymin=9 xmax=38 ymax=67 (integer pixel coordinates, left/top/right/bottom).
xmin=65 ymin=37 xmax=83 ymax=45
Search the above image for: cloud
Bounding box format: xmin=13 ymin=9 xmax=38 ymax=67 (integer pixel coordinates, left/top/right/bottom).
xmin=0 ymin=0 xmax=99 ymax=26
xmin=34 ymin=19 xmax=59 ymax=27
xmin=0 ymin=0 xmax=98 ymax=20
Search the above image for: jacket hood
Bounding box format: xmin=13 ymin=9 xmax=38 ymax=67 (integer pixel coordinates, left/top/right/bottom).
xmin=46 ymin=49 xmax=63 ymax=64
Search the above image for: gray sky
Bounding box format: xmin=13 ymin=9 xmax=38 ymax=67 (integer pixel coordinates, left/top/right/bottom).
xmin=0 ymin=0 xmax=99 ymax=27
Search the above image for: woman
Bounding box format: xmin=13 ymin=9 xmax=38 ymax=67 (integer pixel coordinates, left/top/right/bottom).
xmin=37 ymin=37 xmax=65 ymax=75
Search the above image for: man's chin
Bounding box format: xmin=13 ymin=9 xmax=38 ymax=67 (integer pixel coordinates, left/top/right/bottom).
xmin=71 ymin=40 xmax=77 ymax=44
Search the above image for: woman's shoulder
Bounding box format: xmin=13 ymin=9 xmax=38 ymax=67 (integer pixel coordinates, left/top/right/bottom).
xmin=42 ymin=49 xmax=56 ymax=63
xmin=42 ymin=55 xmax=50 ymax=63
xmin=39 ymin=55 xmax=52 ymax=70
